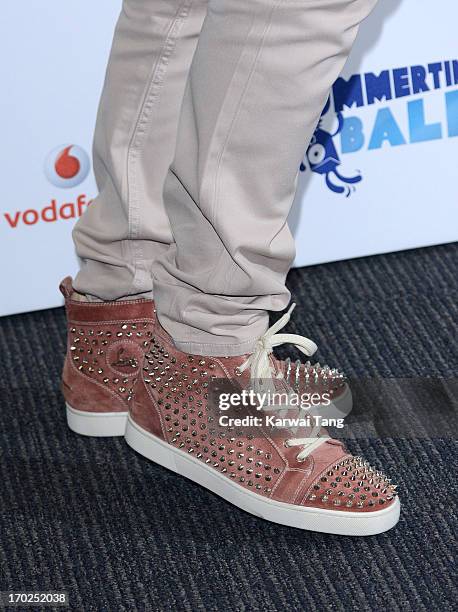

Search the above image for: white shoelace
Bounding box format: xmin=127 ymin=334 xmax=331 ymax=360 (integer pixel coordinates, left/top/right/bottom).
xmin=238 ymin=304 xmax=328 ymax=460
xmin=238 ymin=304 xmax=318 ymax=380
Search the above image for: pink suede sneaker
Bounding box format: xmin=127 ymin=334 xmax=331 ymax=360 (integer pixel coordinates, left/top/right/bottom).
xmin=125 ymin=308 xmax=400 ymax=535
xmin=60 ymin=277 xmax=155 ymax=436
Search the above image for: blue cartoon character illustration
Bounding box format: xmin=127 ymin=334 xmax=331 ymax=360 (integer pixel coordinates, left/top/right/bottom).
xmin=300 ymin=97 xmax=362 ymax=197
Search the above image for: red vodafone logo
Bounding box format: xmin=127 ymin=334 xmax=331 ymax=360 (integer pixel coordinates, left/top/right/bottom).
xmin=44 ymin=144 xmax=90 ymax=188
xmin=2 ymin=145 xmax=93 ymax=229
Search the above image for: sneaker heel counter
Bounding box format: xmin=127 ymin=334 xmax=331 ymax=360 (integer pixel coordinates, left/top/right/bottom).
xmin=61 ymin=353 xmax=72 ymax=403
xmin=130 ymin=377 xmax=165 ymax=440
xmin=62 ymin=352 xmax=127 ymax=413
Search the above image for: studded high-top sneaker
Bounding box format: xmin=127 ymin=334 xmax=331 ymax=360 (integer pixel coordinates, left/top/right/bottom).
xmin=60 ymin=277 xmax=156 ymax=437
xmin=125 ymin=307 xmax=400 ymax=536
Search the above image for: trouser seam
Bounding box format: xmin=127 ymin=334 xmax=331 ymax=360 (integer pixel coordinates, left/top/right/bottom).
xmin=212 ymin=0 xmax=285 ymax=227
xmin=126 ymin=0 xmax=195 ymax=296
xmin=203 ymin=0 xmax=286 ymax=297
xmin=218 ymin=1 xmax=285 ymax=299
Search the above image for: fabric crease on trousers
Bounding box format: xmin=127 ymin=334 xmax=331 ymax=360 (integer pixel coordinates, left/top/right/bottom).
xmin=73 ymin=0 xmax=379 ymax=355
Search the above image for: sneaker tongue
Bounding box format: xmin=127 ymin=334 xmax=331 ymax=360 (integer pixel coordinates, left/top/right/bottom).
xmin=270 ymin=355 xmax=285 ymax=377
xmin=59 ymin=276 xmax=74 ymax=299
xmin=70 ymin=291 xmax=90 ymax=302
xmin=310 ymin=439 xmax=349 ymax=465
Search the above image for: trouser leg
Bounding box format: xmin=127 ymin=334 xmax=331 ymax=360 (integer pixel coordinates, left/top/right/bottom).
xmin=73 ymin=0 xmax=208 ymax=300
xmin=153 ymin=0 xmax=379 ymax=355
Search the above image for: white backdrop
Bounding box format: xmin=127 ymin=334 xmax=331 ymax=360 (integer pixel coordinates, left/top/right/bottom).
xmin=1 ymin=0 xmax=457 ymax=316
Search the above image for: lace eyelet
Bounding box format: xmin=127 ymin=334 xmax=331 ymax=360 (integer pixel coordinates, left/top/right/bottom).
xmin=283 ymin=440 xmax=290 ymax=448
xmin=296 ymin=456 xmax=306 ymax=463
xmin=234 ymin=367 xmax=242 ymax=377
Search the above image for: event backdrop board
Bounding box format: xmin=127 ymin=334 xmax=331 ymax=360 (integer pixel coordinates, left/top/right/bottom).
xmin=1 ymin=1 xmax=457 ymax=316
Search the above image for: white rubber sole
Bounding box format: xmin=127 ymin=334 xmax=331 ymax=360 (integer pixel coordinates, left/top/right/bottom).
xmin=125 ymin=416 xmax=400 ymax=536
xmin=66 ymin=403 xmax=127 ymax=437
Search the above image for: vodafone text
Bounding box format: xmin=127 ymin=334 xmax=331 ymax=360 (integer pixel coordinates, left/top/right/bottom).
xmin=4 ymin=194 xmax=91 ymax=228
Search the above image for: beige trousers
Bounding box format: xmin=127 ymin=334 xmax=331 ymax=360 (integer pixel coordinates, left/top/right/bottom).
xmin=73 ymin=0 xmax=378 ymax=355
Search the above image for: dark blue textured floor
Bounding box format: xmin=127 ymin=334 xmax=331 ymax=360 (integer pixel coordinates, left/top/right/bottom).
xmin=1 ymin=243 xmax=457 ymax=611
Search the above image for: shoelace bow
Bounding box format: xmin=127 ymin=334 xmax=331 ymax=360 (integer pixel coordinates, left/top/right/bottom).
xmin=238 ymin=304 xmax=317 ymax=379
xmin=238 ymin=304 xmax=329 ymax=460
